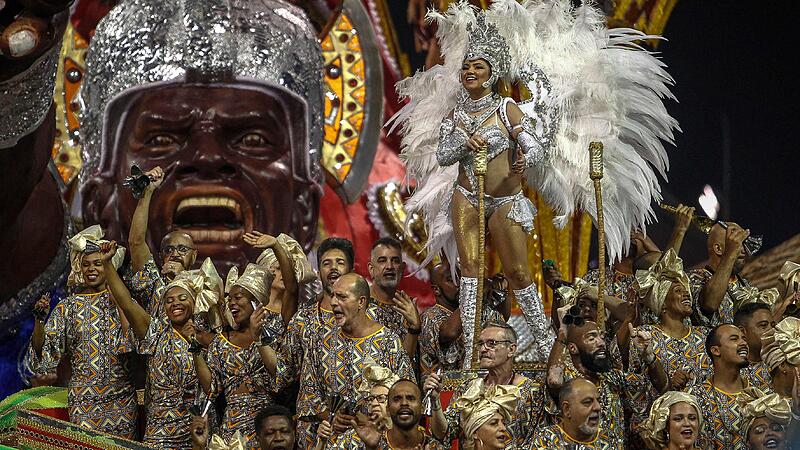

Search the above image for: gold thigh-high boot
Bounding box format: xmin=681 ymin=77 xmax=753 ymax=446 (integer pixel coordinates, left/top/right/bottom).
xmin=513 ymin=283 xmax=556 ymax=361
xmin=459 ymin=276 xmax=479 ymax=370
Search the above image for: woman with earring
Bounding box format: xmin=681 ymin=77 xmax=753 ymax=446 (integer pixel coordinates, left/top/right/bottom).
xmin=452 ymin=380 xmax=518 ymax=450
xmin=391 ymin=1 xmax=679 ymax=366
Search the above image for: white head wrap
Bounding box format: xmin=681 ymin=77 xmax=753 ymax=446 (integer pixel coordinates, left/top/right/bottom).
xmin=67 ymin=224 xmax=125 ymax=287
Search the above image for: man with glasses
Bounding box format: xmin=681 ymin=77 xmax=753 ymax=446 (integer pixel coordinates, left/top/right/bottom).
xmin=425 ymin=322 xmax=545 ymax=447
xmin=125 ymin=165 xmax=198 ymax=318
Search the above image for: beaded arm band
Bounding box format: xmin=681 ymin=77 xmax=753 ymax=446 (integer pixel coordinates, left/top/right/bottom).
xmin=436 ymin=117 xmax=470 ymax=167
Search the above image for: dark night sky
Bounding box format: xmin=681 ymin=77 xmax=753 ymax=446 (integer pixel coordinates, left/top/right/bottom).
xmin=659 ymin=2 xmax=799 ymax=250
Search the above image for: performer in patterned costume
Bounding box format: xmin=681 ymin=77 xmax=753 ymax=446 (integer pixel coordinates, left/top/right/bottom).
xmin=639 ymin=391 xmax=703 ymax=450
xmin=531 ymin=379 xmax=602 ymax=449
xmin=366 ymin=238 xmax=422 ymax=357
xmin=689 ymin=324 xmax=751 ymax=449
xmin=441 ymin=378 xmax=519 ymax=450
xmin=104 ymin=240 xmax=223 ymax=448
xmin=627 ymin=250 xmax=711 ymax=429
xmin=302 ymin=273 xmax=413 ymax=445
xmin=738 ymin=387 xmax=796 ymax=450
xmin=760 ymin=316 xmax=800 ymax=399
xmin=124 ymin=165 xmax=199 ymax=319
xmin=420 ymin=262 xmax=507 ymax=374
xmin=26 ymin=226 xmax=136 ymax=438
xmin=547 ymin=320 xmax=669 ymax=449
xmin=428 ymin=323 xmax=544 ymax=447
xmin=279 ymin=237 xmax=355 ymax=448
xmin=690 ymin=222 xmax=761 ymax=327
xmin=195 ymin=261 xmax=287 ymax=449
xmin=325 ymin=361 xmax=399 ymax=449
xmin=734 ymin=303 xmax=775 ymax=391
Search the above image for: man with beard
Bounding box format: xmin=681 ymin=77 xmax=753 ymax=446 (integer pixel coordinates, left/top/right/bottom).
xmin=531 ymin=378 xmax=601 ymax=449
xmin=547 ymin=320 xmax=668 ymax=449
xmin=689 ymin=222 xmax=752 ymax=327
xmin=734 ymin=302 xmax=775 ymax=390
xmin=125 ymin=165 xmax=199 ymax=318
xmin=303 ymin=273 xmax=413 ymax=445
xmin=689 ymin=324 xmax=751 ymax=449
xmin=278 ymin=237 xmax=355 ymax=448
xmin=353 ymin=379 xmax=435 ymax=450
xmin=427 ymin=322 xmax=545 ymax=448
xmin=419 ymin=262 xmax=508 ymax=375
xmin=366 ymin=238 xmax=421 ymax=357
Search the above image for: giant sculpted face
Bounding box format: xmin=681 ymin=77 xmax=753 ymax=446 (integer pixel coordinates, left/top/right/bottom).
xmin=76 ymin=0 xmax=324 ymax=271
xmin=82 ymin=85 xmax=319 ymax=270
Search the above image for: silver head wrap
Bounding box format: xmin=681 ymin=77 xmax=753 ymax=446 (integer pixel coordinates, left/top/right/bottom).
xmin=80 ymin=0 xmax=324 ymax=186
xmin=464 ymin=13 xmax=511 ymax=88
xmin=635 ymin=249 xmax=691 ymax=316
xmin=639 ymin=391 xmax=702 ymax=449
xmin=67 ymin=225 xmax=126 ymax=287
xmin=780 ymin=261 xmax=800 ymax=295
xmin=737 ymin=387 xmax=791 ymax=435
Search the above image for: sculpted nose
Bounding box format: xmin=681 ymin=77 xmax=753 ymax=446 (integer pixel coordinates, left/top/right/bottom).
xmin=175 ymin=124 xmax=237 ymax=181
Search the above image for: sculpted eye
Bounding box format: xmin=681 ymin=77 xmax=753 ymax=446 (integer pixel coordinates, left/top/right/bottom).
xmin=234 ymin=132 xmax=272 ymax=150
xmin=143 ymin=134 xmax=182 ymax=156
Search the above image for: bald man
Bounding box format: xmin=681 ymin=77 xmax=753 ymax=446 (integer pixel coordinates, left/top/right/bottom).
xmin=302 ymin=273 xmax=413 ymax=443
xmin=689 ymin=222 xmax=751 ymax=326
xmin=125 ymin=166 xmax=198 ymax=317
xmin=532 ymin=378 xmax=601 ymax=448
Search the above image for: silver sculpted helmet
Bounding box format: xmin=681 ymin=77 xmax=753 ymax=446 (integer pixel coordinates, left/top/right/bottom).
xmin=79 ymin=0 xmax=324 ymax=187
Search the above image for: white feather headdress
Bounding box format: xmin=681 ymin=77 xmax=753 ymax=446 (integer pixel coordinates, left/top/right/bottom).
xmin=388 ymin=0 xmax=678 ymax=266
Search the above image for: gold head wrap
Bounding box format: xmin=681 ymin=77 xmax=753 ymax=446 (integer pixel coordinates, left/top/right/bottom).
xmin=256 ymin=233 xmax=316 ymax=284
xmin=67 ymin=225 xmax=126 ymax=287
xmin=761 ymin=316 xmax=800 ymax=371
xmin=779 ymin=261 xmax=800 ymax=295
xmin=634 ymin=249 xmax=690 ymax=316
xmin=556 ymin=278 xmax=598 ymax=307
xmin=207 ymin=431 xmax=246 ymax=450
xmin=639 ymin=391 xmax=702 ymax=449
xmin=733 ymin=285 xmax=781 ymax=312
xmin=225 ymin=263 xmax=274 ymax=306
xmin=357 ymin=358 xmax=401 ymax=394
xmin=453 ymin=379 xmax=519 ymax=450
xmin=164 ymin=257 xmax=224 ymax=315
xmin=737 ymin=387 xmax=791 ymax=434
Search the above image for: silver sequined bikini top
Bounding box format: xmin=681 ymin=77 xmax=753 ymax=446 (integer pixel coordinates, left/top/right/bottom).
xmin=454 ymin=96 xmax=516 ymax=189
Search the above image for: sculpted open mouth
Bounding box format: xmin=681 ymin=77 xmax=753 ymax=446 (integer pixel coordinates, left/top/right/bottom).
xmin=169 ymin=190 xmax=253 ymax=243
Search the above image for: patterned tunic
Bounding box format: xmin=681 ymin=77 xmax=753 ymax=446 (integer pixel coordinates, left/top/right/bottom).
xmin=367 ymin=298 xmax=408 ymax=342
xmin=688 ymin=268 xmax=752 ymax=327
xmin=139 ymin=317 xmax=201 ymax=449
xmin=126 ymin=256 xmax=167 ymax=318
xmin=444 ymin=376 xmax=545 ymax=448
xmin=207 ymin=311 xmax=283 ymax=449
xmin=301 ymin=326 xmax=413 ymax=442
xmin=742 ymin=361 xmax=772 ymax=392
xmin=560 ymin=366 xmax=646 ymax=450
xmin=626 ymin=326 xmax=711 ymax=435
xmin=278 ymin=301 xmax=337 ymax=449
xmin=419 ymin=304 xmax=504 ymax=375
xmin=690 ymin=377 xmax=747 ymax=449
xmin=327 ymin=426 xmax=439 ymax=450
xmin=531 ymin=425 xmax=599 ymax=449
xmin=27 ymin=291 xmax=137 ymax=438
